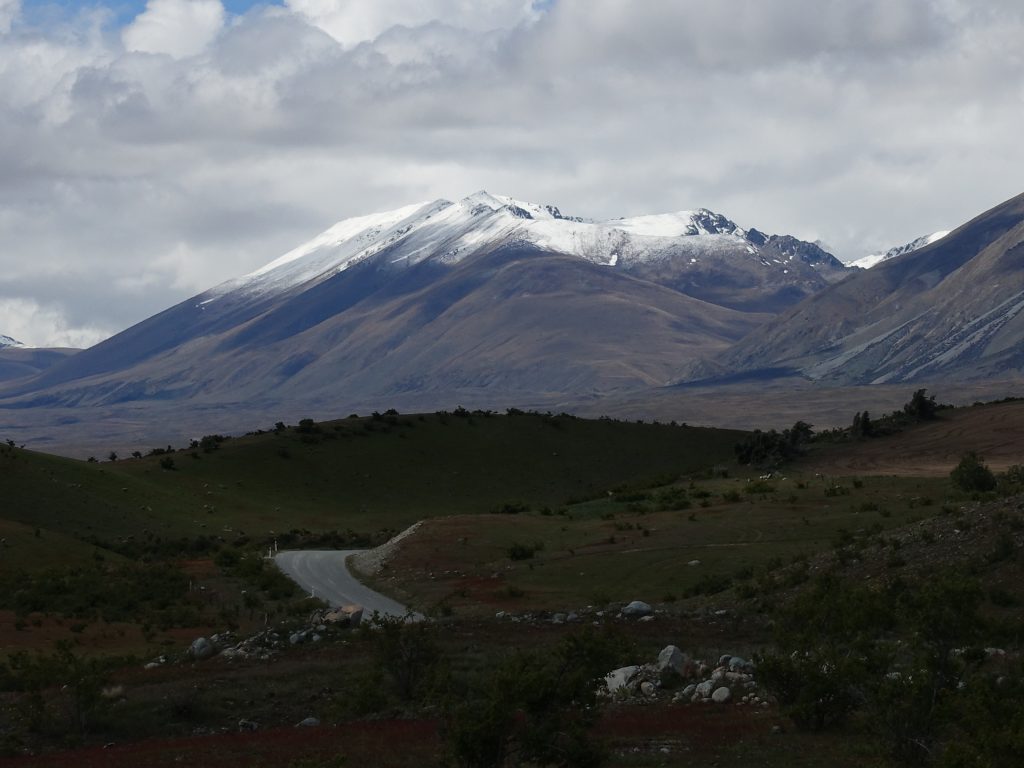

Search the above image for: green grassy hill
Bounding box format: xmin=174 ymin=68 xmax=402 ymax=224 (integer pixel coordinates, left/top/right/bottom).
xmin=1 ymin=410 xmax=744 ymax=569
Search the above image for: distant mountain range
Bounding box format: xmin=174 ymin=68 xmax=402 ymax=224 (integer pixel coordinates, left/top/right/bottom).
xmin=1 ymin=190 xmax=1021 ymax=424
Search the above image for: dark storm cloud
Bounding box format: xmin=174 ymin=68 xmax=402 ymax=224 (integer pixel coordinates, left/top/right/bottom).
xmin=0 ymin=0 xmax=1021 ymax=345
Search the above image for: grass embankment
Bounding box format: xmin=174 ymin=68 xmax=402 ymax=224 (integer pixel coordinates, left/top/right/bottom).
xmin=1 ymin=411 xmax=744 ymax=562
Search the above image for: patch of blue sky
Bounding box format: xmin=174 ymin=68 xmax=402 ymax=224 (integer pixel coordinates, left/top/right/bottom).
xmin=19 ymin=1 xmax=283 ymax=27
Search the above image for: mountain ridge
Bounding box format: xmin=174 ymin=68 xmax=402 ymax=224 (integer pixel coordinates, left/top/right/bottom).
xmin=849 ymin=230 xmax=950 ymax=270
xmin=715 ymin=190 xmax=1024 ymax=384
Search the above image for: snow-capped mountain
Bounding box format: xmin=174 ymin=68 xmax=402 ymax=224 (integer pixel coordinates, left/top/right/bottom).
xmin=849 ymin=231 xmax=950 ymax=270
xmin=1 ymin=191 xmax=848 ymax=409
xmin=0 ymin=334 xmax=24 ymax=348
xmin=213 ymin=190 xmax=849 ymax=314
xmin=224 ymin=190 xmax=756 ymax=294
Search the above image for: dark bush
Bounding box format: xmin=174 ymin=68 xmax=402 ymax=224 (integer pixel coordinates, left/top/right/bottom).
xmin=950 ymin=452 xmax=996 ymax=492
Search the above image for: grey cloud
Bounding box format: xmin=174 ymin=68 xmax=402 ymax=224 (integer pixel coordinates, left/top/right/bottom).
xmin=0 ymin=1 xmax=1022 ymax=345
xmin=524 ymin=0 xmax=953 ymax=76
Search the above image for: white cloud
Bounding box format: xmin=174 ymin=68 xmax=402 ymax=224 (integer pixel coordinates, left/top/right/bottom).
xmin=0 ymin=0 xmax=18 ymax=34
xmin=284 ymin=0 xmax=538 ymax=46
xmin=123 ymin=0 xmax=225 ymax=58
xmin=0 ymin=298 xmax=112 ymax=349
xmin=0 ymin=1 xmax=1023 ymax=345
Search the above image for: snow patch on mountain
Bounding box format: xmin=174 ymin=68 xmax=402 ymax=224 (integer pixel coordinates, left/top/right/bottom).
xmin=0 ymin=334 xmax=24 ymax=349
xmin=850 ymin=231 xmax=950 ymax=270
xmin=219 ymin=191 xmax=845 ymax=302
xmin=610 ymin=209 xmax=743 ymax=238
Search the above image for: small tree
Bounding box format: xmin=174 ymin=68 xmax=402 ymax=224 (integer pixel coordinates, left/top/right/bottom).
xmin=950 ymin=452 xmax=996 ymax=492
xmin=904 ymin=389 xmax=938 ymax=421
xmin=852 ymin=411 xmax=873 ymax=438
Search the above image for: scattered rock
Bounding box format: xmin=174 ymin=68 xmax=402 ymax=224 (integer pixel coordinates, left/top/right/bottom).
xmin=640 ymin=681 xmax=657 ymax=698
xmin=728 ymin=656 xmax=755 ymax=673
xmin=323 ymin=604 xmax=364 ymax=627
xmin=695 ymin=680 xmax=715 ymax=698
xmin=189 ymin=637 xmax=215 ymax=661
xmin=605 ymin=665 xmax=640 ymax=694
xmin=238 ymin=719 xmax=259 ymax=731
xmin=621 ymin=600 xmax=653 ymax=618
xmin=711 ymin=686 xmax=732 ymax=704
xmin=657 ymin=645 xmax=685 ymax=677
xmin=295 ymin=717 xmax=320 ymax=727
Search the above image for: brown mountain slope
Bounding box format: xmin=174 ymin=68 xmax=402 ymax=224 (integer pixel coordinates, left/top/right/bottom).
xmin=716 ymin=191 xmax=1024 ymax=384
xmin=5 ymin=244 xmax=767 ymax=409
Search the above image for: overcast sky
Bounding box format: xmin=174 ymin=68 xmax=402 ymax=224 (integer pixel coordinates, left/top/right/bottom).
xmin=0 ymin=0 xmax=1022 ymax=347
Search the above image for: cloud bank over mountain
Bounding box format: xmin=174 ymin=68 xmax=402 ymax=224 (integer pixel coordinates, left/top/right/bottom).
xmin=1 ymin=0 xmax=1022 ymax=345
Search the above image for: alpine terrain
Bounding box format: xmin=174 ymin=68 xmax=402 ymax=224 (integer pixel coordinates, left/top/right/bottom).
xmin=717 ymin=190 xmax=1024 ymax=384
xmin=0 ymin=192 xmax=848 ymax=410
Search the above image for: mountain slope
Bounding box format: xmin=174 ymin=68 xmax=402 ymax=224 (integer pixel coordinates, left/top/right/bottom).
xmin=3 ymin=243 xmax=766 ymax=408
xmin=0 ymin=192 xmax=841 ymax=408
xmin=0 ymin=347 xmax=79 ymax=383
xmin=717 ymin=191 xmax=1024 ymax=384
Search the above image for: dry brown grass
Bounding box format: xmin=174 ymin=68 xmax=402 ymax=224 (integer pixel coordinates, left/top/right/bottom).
xmin=800 ymin=400 xmax=1024 ymax=476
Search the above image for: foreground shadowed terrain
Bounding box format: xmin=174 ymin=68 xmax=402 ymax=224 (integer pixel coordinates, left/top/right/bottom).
xmin=0 ymin=398 xmax=1022 ymax=767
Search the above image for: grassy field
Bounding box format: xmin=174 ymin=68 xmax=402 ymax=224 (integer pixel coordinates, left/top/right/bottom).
xmin=367 ymin=470 xmax=956 ymax=614
xmin=0 ymin=411 xmax=744 ymax=564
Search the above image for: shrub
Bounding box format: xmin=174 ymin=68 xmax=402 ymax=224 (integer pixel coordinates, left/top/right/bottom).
xmin=491 ymin=502 xmax=530 ymax=515
xmin=734 ymin=421 xmax=814 ymax=466
xmin=507 ymin=542 xmax=542 ymax=561
xmin=950 ymin=452 xmax=996 ymax=492
xmin=442 ymin=628 xmax=623 ymax=768
xmin=365 ymin=615 xmax=443 ymax=702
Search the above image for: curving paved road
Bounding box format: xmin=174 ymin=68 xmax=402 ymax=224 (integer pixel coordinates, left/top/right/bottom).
xmin=274 ymin=550 xmax=421 ymax=621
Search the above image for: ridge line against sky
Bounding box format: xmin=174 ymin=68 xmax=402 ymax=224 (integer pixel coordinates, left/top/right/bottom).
xmin=0 ymin=0 xmax=1022 ymax=347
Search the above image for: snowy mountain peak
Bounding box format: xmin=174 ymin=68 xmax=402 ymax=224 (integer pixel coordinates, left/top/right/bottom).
xmin=221 ymin=192 xmax=847 ymax=305
xmin=610 ymin=208 xmax=743 ymax=238
xmin=458 ymin=191 xmax=585 ymax=222
xmin=0 ymin=334 xmax=25 ymax=349
xmin=850 ymin=230 xmax=950 ymax=270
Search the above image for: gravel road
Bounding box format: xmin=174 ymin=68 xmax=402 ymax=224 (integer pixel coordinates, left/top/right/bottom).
xmin=274 ymin=550 xmax=420 ymax=621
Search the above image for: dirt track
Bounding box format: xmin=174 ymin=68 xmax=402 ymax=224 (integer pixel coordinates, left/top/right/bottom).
xmin=800 ymin=401 xmax=1024 ymax=477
